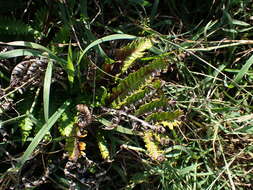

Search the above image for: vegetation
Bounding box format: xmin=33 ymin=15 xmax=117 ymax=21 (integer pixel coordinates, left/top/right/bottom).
xmin=0 ymin=0 xmax=253 ymax=189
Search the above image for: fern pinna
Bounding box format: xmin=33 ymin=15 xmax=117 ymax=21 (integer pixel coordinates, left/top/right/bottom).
xmin=98 ymin=37 xmax=183 ymax=162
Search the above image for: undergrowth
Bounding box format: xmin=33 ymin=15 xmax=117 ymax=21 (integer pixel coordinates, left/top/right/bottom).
xmin=0 ymin=1 xmax=253 ymax=190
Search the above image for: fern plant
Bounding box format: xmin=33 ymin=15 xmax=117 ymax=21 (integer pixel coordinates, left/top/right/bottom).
xmin=0 ymin=17 xmax=42 ymax=41
xmin=97 ymin=37 xmax=184 ymax=161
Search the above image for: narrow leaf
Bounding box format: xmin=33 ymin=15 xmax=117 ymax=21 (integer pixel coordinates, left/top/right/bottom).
xmin=77 ymin=34 xmax=137 ymax=65
xmin=67 ymin=43 xmax=75 ymax=86
xmin=232 ymin=54 xmax=253 ymax=85
xmin=17 ymin=100 xmax=70 ymax=169
xmin=0 ymin=41 xmax=51 ymax=52
xmin=43 ymin=60 xmax=53 ymax=122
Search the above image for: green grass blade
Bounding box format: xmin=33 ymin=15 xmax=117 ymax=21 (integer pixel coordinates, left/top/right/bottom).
xmin=67 ymin=43 xmax=75 ymax=87
xmin=77 ymin=34 xmax=137 ymax=65
xmin=0 ymin=41 xmax=51 ymax=52
xmin=233 ymin=54 xmax=253 ymax=85
xmin=0 ymin=49 xmax=43 ymax=59
xmin=43 ymin=60 xmax=53 ymax=122
xmin=16 ymin=100 xmax=70 ymax=169
xmin=0 ymin=49 xmax=67 ymax=67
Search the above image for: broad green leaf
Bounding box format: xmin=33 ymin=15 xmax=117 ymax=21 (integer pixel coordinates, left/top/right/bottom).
xmin=17 ymin=100 xmax=70 ymax=169
xmin=43 ymin=60 xmax=53 ymax=122
xmin=77 ymin=34 xmax=137 ymax=65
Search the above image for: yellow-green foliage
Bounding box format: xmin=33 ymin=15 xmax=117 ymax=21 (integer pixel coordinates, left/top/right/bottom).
xmin=146 ymin=110 xmax=183 ymax=122
xmin=97 ymin=131 xmax=111 ymax=161
xmin=134 ymin=97 xmax=168 ymax=116
xmin=120 ymin=37 xmax=153 ymax=74
xmin=19 ymin=115 xmax=34 ymax=142
xmin=143 ymin=131 xmax=164 ymax=161
xmin=58 ymin=110 xmax=87 ymax=160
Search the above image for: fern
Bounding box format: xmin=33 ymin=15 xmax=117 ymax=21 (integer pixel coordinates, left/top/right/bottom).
xmin=145 ymin=110 xmax=183 ymax=123
xmin=119 ymin=37 xmax=153 ymax=74
xmin=118 ymin=88 xmax=150 ymax=107
xmin=0 ymin=17 xmax=40 ymax=37
xmin=19 ymin=115 xmax=34 ymax=142
xmin=143 ymin=131 xmax=164 ymax=161
xmin=101 ymin=39 xmax=183 ymax=162
xmin=134 ymin=97 xmax=168 ymax=116
xmin=110 ymin=58 xmax=169 ymax=108
xmin=97 ymin=131 xmax=111 ymax=161
xmin=52 ymin=25 xmax=71 ymax=44
xmin=33 ymin=7 xmax=49 ymax=32
xmin=58 ymin=109 xmax=87 ymax=161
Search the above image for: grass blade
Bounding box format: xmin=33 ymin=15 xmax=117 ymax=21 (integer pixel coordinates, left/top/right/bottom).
xmin=0 ymin=49 xmax=67 ymax=67
xmin=67 ymin=43 xmax=75 ymax=87
xmin=232 ymin=54 xmax=253 ymax=85
xmin=77 ymin=34 xmax=137 ymax=65
xmin=43 ymin=60 xmax=53 ymax=122
xmin=16 ymin=100 xmax=70 ymax=169
xmin=0 ymin=49 xmax=43 ymax=59
xmin=0 ymin=41 xmax=51 ymax=52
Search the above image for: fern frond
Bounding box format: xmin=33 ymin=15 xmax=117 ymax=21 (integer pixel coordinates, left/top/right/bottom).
xmin=143 ymin=131 xmax=164 ymax=161
xmin=112 ymin=79 xmax=164 ymax=109
xmin=110 ymin=58 xmax=168 ymax=107
xmin=119 ymin=37 xmax=153 ymax=74
xmin=159 ymin=120 xmax=181 ymax=130
xmin=0 ymin=17 xmax=40 ymax=37
xmin=145 ymin=110 xmax=183 ymax=122
xmin=52 ymin=25 xmax=71 ymax=44
xmin=113 ymin=88 xmax=149 ymax=109
xmin=97 ymin=131 xmax=111 ymax=161
xmin=58 ymin=110 xmax=87 ymax=161
xmin=19 ymin=115 xmax=34 ymax=142
xmin=33 ymin=7 xmax=48 ymax=32
xmin=58 ymin=111 xmax=76 ymax=137
xmin=134 ymin=97 xmax=168 ymax=116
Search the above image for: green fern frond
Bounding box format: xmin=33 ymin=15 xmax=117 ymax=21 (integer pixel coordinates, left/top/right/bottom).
xmin=134 ymin=97 xmax=168 ymax=116
xmin=110 ymin=58 xmax=169 ymax=107
xmin=112 ymin=88 xmax=149 ymax=109
xmin=0 ymin=17 xmax=40 ymax=37
xmin=19 ymin=115 xmax=34 ymax=142
xmin=119 ymin=37 xmax=153 ymax=74
xmin=97 ymin=131 xmax=111 ymax=161
xmin=52 ymin=25 xmax=71 ymax=44
xmin=58 ymin=111 xmax=76 ymax=137
xmin=58 ymin=110 xmax=86 ymax=161
xmin=159 ymin=120 xmax=181 ymax=130
xmin=33 ymin=7 xmax=48 ymax=32
xmin=143 ymin=131 xmax=164 ymax=161
xmin=145 ymin=110 xmax=183 ymax=123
